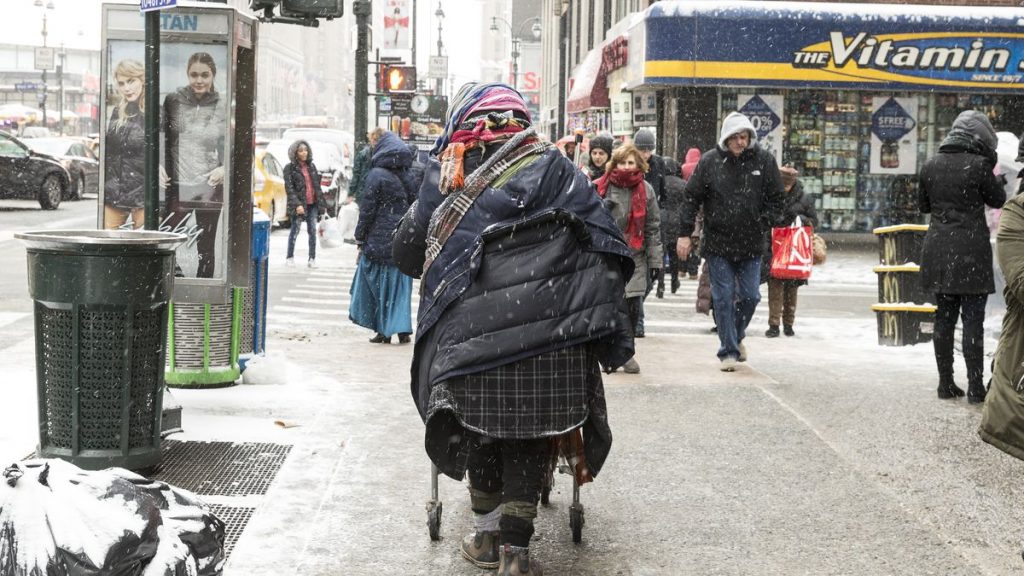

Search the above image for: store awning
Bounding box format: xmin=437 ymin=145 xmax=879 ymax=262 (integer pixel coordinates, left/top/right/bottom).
xmin=629 ymin=0 xmax=1024 ymax=93
xmin=567 ymin=44 xmax=609 ymax=114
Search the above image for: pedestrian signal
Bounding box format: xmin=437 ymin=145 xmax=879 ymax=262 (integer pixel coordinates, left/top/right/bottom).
xmin=383 ymin=65 xmax=416 ymax=93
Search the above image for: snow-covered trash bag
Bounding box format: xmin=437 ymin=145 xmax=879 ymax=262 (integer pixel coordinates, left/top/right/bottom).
xmin=241 ymin=351 xmax=292 ymax=385
xmin=0 ymin=459 xmax=225 ymax=576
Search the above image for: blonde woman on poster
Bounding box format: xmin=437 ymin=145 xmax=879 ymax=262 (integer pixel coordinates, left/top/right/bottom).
xmin=103 ymin=59 xmax=146 ymax=229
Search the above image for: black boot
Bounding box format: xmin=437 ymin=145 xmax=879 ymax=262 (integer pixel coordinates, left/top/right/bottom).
xmin=937 ymin=375 xmax=965 ymax=399
xmin=967 ymin=379 xmax=987 ymax=405
xmin=783 ymin=324 xmax=795 ymax=337
xmin=397 ymin=332 xmax=412 ymax=344
xmin=670 ymin=274 xmax=680 ymax=294
xmin=656 ymin=275 xmax=665 ymax=299
xmin=765 ymin=325 xmax=780 ymax=338
xmin=369 ymin=333 xmax=391 ymax=344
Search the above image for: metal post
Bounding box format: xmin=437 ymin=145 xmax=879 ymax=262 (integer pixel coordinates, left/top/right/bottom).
xmin=144 ymin=11 xmax=160 ymax=231
xmin=354 ymin=0 xmax=371 ymax=149
xmin=57 ymin=47 xmax=64 ymax=135
xmin=435 ymin=2 xmax=444 ymax=96
xmin=411 ymin=0 xmax=417 ymax=71
xmin=41 ymin=12 xmax=48 ymax=126
xmin=511 ymin=36 xmax=520 ymax=90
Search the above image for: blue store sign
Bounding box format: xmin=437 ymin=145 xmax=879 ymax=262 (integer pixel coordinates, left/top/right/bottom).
xmin=871 ymin=97 xmax=916 ymax=143
xmin=632 ymin=0 xmax=1024 ymax=93
xmin=738 ymin=95 xmax=780 ymax=141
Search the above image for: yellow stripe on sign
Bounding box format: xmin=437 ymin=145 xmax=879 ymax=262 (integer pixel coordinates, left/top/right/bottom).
xmin=873 ymin=224 xmax=929 ymax=235
xmin=871 ymin=303 xmax=937 ymax=313
xmin=644 ymin=60 xmax=1024 ymax=90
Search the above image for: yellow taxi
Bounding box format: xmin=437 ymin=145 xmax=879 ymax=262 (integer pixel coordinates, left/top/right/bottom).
xmin=252 ymin=149 xmax=288 ymax=226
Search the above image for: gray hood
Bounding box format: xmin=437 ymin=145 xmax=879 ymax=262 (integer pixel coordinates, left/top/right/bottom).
xmin=951 ymin=110 xmax=997 ymax=153
xmin=718 ymin=112 xmax=757 ymax=151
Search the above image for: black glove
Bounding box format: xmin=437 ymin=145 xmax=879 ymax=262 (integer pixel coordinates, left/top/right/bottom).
xmin=649 ymin=268 xmax=661 ymax=282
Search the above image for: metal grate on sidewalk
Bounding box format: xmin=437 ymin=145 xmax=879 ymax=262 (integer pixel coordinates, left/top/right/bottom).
xmin=150 ymin=440 xmax=292 ymax=496
xmin=209 ymin=505 xmax=255 ymax=559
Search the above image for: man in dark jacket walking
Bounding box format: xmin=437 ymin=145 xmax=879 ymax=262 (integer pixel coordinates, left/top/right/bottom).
xmin=657 ymin=157 xmax=686 ymax=297
xmin=393 ymin=82 xmax=633 ymax=575
xmin=283 ymin=139 xmax=322 ymax=268
xmin=919 ymin=110 xmax=1005 ymax=403
xmin=676 ymin=112 xmax=784 ymax=371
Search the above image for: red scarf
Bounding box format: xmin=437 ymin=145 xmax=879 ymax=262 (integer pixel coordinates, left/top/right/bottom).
xmin=595 ymin=168 xmax=646 ymax=249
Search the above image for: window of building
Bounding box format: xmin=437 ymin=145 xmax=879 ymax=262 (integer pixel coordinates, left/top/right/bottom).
xmin=588 ymin=0 xmax=596 ymax=50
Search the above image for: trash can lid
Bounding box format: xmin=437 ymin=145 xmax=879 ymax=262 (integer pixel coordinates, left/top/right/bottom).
xmin=16 ymin=230 xmax=189 ymax=253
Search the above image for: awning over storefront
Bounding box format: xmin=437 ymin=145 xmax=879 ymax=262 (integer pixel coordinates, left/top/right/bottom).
xmin=567 ymin=43 xmax=610 ymax=114
xmin=628 ymin=0 xmax=1024 ymax=93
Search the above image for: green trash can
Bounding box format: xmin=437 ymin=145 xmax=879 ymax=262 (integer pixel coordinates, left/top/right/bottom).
xmin=16 ymin=230 xmax=187 ymax=471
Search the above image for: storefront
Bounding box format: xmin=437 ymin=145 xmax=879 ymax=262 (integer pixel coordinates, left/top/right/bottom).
xmin=627 ymin=1 xmax=1024 ymax=233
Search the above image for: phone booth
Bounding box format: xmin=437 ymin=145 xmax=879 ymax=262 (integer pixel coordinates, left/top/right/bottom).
xmin=100 ymin=4 xmax=258 ymax=387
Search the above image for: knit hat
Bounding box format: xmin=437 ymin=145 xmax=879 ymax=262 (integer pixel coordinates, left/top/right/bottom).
xmin=633 ymin=129 xmax=655 ymax=152
xmin=590 ymin=132 xmax=613 ymax=156
xmin=681 ymin=147 xmax=701 ymax=181
xmin=779 ymin=166 xmax=798 ymax=188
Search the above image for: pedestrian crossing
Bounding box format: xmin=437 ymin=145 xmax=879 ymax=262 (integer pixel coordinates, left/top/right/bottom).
xmin=261 ymin=237 xmax=719 ymax=339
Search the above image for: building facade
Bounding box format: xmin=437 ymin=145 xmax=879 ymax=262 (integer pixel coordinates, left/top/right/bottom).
xmin=544 ymin=0 xmax=1024 ymax=235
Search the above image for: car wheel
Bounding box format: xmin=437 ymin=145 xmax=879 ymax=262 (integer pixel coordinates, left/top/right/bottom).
xmin=68 ymin=173 xmax=85 ymax=201
xmin=38 ymin=174 xmax=63 ymax=210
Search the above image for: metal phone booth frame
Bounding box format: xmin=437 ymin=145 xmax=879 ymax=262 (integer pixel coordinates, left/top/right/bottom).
xmin=99 ymin=4 xmax=257 ymax=388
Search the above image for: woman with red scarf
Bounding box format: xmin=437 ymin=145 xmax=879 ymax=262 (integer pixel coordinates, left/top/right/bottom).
xmin=594 ymin=143 xmax=663 ymax=374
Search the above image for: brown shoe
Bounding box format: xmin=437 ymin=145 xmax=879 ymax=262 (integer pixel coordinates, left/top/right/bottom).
xmin=498 ymin=544 xmax=543 ymax=575
xmin=460 ymin=531 xmax=499 ymax=569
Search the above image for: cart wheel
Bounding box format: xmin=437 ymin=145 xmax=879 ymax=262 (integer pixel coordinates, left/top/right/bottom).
xmin=427 ymin=501 xmax=443 ymax=541
xmin=570 ymin=505 xmax=584 ymax=544
xmin=540 ymin=486 xmax=551 ymax=505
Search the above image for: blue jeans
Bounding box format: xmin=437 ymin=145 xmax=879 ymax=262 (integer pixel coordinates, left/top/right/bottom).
xmin=287 ymin=203 xmax=318 ymax=260
xmin=706 ymin=254 xmax=762 ymax=360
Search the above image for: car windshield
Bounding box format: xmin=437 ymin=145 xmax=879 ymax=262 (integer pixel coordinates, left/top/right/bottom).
xmin=25 ymin=138 xmax=71 ymax=157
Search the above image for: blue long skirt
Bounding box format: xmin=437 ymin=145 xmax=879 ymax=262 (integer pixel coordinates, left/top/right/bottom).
xmin=349 ymin=254 xmax=413 ymax=336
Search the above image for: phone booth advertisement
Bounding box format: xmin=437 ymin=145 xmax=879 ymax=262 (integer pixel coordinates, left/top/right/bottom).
xmin=100 ymin=4 xmax=258 ymax=387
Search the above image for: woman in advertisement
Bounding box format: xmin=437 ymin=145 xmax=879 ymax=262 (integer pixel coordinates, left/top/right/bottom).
xmin=103 ymin=59 xmax=146 ymax=229
xmin=162 ymin=51 xmax=226 ymax=278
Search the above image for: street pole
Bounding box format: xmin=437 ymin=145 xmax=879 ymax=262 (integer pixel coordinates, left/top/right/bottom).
xmin=144 ymin=10 xmax=160 ymax=230
xmin=58 ymin=46 xmax=64 ymax=135
xmin=41 ymin=11 xmax=48 ymax=127
xmin=511 ymin=36 xmax=520 ymax=91
xmin=411 ymin=0 xmax=417 ymax=73
xmin=435 ymin=2 xmax=444 ymax=96
xmin=354 ymin=0 xmax=371 ymax=149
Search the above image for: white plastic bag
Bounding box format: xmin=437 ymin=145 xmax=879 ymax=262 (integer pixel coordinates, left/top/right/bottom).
xmin=339 ymin=201 xmax=359 ymax=243
xmin=318 ymin=215 xmax=344 ymax=248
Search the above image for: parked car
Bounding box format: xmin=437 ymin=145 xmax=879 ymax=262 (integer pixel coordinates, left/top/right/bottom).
xmin=0 ymin=131 xmax=69 ymax=209
xmin=24 ymin=137 xmax=99 ymax=200
xmin=265 ymin=138 xmax=345 ymax=217
xmin=252 ymin=149 xmax=288 ymax=227
xmin=281 ymin=128 xmax=354 ymax=179
xmin=19 ymin=126 xmax=51 ymax=139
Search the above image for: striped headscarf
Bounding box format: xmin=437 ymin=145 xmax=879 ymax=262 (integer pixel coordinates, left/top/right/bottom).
xmin=431 ymin=82 xmax=532 ymax=156
xmin=432 ymin=82 xmax=534 ymax=193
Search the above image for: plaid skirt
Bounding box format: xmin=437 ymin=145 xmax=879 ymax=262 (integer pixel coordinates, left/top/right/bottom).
xmin=429 ymin=344 xmax=596 ymax=439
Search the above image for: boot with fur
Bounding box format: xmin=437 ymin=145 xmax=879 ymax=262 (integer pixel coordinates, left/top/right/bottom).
xmin=497 ymin=544 xmax=543 ymax=576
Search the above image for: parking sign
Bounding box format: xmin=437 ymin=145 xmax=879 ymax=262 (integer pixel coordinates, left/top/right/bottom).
xmin=34 ymin=47 xmax=54 ymax=71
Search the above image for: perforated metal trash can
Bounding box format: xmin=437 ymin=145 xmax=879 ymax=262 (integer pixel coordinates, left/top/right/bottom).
xmin=239 ymin=208 xmax=270 ymax=370
xmin=16 ymin=230 xmax=187 ymax=471
xmin=164 ymin=290 xmax=244 ymax=388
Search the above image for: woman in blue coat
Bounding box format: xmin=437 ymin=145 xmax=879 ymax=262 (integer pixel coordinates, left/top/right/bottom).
xmin=349 ymin=128 xmax=416 ymax=343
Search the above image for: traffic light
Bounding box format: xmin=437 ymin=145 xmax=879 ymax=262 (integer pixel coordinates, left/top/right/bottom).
xmin=250 ymin=0 xmax=342 ymax=25
xmin=383 ymin=65 xmax=416 ymax=94
xmin=281 ymin=0 xmax=343 ymax=18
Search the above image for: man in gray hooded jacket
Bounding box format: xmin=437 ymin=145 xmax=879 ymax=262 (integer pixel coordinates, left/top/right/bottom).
xmin=676 ymin=111 xmax=784 ymax=371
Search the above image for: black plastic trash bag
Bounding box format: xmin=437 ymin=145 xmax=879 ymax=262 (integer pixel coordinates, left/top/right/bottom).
xmin=0 ymin=459 xmax=225 ymax=576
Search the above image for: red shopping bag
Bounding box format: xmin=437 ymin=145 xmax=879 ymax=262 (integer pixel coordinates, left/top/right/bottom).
xmin=770 ymin=216 xmax=813 ymax=280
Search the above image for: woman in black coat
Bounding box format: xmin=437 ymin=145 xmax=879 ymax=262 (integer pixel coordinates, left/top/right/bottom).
xmin=919 ymin=110 xmax=1006 ymax=403
xmin=104 ymin=59 xmax=146 ymax=229
xmin=763 ymin=166 xmax=817 ymax=337
xmin=283 ymin=139 xmax=323 ymax=266
xmin=349 ymin=129 xmax=416 ymax=344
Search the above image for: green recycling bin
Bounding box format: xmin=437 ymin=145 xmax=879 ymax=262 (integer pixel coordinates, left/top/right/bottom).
xmin=17 ymin=230 xmax=187 ymax=471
